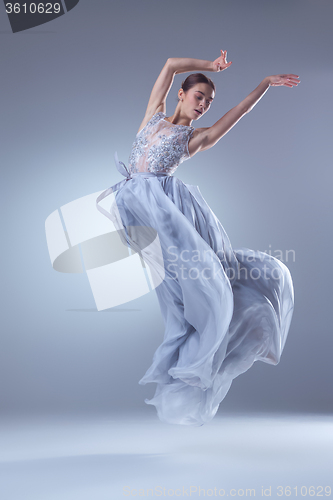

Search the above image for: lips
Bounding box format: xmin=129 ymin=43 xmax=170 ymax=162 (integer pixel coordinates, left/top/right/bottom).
xmin=195 ymin=109 xmax=202 ymax=116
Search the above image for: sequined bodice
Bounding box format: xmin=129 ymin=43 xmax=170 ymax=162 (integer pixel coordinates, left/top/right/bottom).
xmin=128 ymin=112 xmax=194 ymax=175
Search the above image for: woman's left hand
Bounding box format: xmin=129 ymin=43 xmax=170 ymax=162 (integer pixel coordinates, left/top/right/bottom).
xmin=267 ymin=74 xmax=301 ymax=87
xmin=213 ymin=50 xmax=232 ymax=72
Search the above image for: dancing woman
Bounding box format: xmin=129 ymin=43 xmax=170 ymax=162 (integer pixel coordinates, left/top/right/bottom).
xmin=97 ymin=50 xmax=298 ymax=426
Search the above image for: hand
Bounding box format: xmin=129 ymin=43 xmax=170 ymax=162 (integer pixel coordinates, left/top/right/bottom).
xmin=213 ymin=50 xmax=232 ymax=72
xmin=267 ymin=74 xmax=301 ymax=87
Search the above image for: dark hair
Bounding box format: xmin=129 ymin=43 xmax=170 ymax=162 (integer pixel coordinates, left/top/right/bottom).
xmin=181 ymin=73 xmax=216 ymax=94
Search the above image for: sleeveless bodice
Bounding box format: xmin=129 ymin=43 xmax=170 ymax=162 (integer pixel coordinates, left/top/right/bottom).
xmin=128 ymin=112 xmax=194 ymax=175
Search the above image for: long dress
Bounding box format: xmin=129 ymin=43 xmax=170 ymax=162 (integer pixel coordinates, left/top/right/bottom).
xmin=96 ymin=111 xmax=294 ymax=426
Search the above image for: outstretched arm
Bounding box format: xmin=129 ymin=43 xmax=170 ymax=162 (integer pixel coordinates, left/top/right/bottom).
xmin=137 ymin=51 xmax=232 ymax=134
xmin=188 ymin=74 xmax=300 ymax=156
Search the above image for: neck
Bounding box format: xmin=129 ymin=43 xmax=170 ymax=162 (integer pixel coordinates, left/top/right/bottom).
xmin=166 ymin=105 xmax=193 ymax=127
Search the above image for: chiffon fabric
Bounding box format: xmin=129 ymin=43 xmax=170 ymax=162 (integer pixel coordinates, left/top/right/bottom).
xmin=96 ymin=112 xmax=294 ymax=426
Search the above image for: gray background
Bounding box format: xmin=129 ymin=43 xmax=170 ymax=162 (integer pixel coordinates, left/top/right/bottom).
xmin=1 ymin=0 xmax=332 ymax=418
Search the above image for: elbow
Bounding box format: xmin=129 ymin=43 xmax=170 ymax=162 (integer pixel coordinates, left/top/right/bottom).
xmin=235 ymin=103 xmax=249 ymax=116
xmin=166 ymin=58 xmax=177 ymax=75
xmin=241 ymin=104 xmax=250 ymax=115
xmin=166 ymin=57 xmax=173 ymax=69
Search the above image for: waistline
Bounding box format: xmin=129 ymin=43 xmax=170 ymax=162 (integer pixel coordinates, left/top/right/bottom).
xmin=96 ymin=152 xmax=173 ymax=222
xmin=131 ymin=171 xmax=172 ymax=178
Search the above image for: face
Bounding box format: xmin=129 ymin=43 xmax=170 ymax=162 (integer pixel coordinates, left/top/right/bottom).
xmin=180 ymin=83 xmax=215 ymax=120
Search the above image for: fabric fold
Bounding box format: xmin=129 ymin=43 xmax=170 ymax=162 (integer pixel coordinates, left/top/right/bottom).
xmin=96 ymin=153 xmax=294 ymax=426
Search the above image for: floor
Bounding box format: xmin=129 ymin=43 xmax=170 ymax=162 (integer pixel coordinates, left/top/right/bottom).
xmin=0 ymin=411 xmax=332 ymax=499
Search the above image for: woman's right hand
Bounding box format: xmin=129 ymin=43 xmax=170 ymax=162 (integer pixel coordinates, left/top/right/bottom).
xmin=213 ymin=50 xmax=232 ymax=72
xmin=267 ymin=74 xmax=301 ymax=87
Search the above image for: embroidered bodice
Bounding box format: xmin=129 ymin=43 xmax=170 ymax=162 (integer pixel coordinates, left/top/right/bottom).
xmin=128 ymin=112 xmax=194 ymax=175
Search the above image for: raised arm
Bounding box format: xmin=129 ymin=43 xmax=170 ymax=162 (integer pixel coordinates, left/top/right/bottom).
xmin=137 ymin=51 xmax=232 ymax=134
xmin=188 ymin=74 xmax=300 ymax=156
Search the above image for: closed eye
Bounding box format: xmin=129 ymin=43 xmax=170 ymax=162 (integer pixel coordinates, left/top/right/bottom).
xmin=197 ymin=96 xmax=212 ymax=106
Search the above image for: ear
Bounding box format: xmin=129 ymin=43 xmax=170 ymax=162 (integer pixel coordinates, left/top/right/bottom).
xmin=178 ymin=88 xmax=184 ymax=101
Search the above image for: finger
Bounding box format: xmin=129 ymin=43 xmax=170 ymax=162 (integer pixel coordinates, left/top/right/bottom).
xmin=288 ymin=78 xmax=300 ymax=84
xmin=288 ymin=76 xmax=300 ymax=82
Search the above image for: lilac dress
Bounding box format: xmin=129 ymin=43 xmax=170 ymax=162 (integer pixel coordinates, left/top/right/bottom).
xmin=97 ymin=112 xmax=294 ymax=426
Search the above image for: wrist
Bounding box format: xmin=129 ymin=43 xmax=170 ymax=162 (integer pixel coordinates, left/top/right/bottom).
xmin=263 ymin=76 xmax=271 ymax=87
xmin=210 ymin=61 xmax=217 ymax=72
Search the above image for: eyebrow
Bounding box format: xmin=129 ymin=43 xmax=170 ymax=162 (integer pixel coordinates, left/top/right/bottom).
xmin=195 ymin=90 xmax=214 ymax=101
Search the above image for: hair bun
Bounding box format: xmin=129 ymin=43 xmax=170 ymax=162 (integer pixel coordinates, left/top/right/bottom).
xmin=181 ymin=73 xmax=215 ymax=93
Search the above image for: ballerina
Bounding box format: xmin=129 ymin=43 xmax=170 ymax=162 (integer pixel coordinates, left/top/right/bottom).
xmin=97 ymin=50 xmax=299 ymax=426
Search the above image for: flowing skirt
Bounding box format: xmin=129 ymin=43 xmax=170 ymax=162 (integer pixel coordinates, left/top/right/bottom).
xmin=100 ymin=172 xmax=294 ymax=426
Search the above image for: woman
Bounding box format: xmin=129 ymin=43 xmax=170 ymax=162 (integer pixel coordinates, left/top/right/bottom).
xmin=97 ymin=50 xmax=298 ymax=426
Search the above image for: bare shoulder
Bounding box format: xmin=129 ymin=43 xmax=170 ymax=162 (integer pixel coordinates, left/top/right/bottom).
xmin=137 ymin=103 xmax=166 ymax=135
xmin=188 ymin=127 xmax=210 ymax=157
